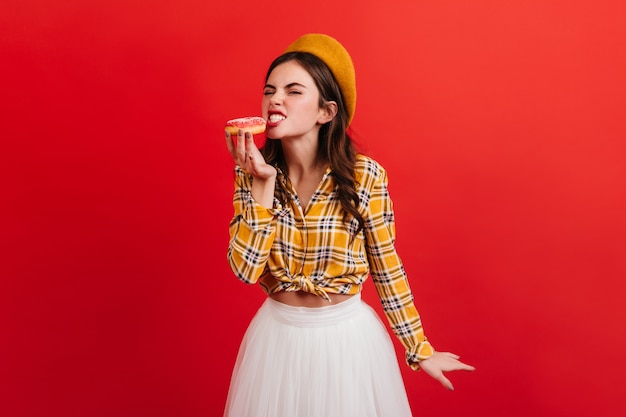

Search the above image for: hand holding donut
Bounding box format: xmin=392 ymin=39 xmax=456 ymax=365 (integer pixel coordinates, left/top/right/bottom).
xmin=225 ymin=117 xmax=276 ymax=181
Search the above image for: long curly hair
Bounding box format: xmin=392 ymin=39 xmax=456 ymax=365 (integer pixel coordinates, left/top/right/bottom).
xmin=261 ymin=51 xmax=365 ymax=236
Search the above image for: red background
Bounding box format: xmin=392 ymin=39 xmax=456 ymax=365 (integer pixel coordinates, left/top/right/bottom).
xmin=2 ymin=1 xmax=625 ymax=416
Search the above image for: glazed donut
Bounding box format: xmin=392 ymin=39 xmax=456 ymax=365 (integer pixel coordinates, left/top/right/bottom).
xmin=225 ymin=116 xmax=266 ymax=136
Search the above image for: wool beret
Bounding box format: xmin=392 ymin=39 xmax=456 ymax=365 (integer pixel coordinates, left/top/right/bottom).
xmin=284 ymin=33 xmax=357 ymax=125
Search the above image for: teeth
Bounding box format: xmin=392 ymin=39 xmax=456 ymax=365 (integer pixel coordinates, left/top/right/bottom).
xmin=269 ymin=114 xmax=286 ymax=123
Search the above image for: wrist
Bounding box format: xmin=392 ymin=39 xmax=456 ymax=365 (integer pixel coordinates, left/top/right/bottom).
xmin=251 ymin=176 xmax=276 ymax=208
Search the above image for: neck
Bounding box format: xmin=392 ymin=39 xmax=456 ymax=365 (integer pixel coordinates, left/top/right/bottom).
xmin=281 ymin=139 xmax=326 ymax=181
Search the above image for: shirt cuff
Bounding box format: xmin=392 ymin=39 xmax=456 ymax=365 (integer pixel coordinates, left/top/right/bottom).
xmin=406 ymin=339 xmax=435 ymax=371
xmin=241 ymin=192 xmax=283 ymax=231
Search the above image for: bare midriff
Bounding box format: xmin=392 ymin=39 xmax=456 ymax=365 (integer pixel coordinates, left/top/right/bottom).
xmin=269 ymin=290 xmax=355 ymax=307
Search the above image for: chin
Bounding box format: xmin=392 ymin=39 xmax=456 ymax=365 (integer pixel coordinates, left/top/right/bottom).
xmin=265 ymin=127 xmax=287 ymax=140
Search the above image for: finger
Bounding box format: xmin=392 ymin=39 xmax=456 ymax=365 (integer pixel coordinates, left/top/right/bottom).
xmin=245 ymin=134 xmax=254 ymax=161
xmin=245 ymin=131 xmax=258 ymax=154
xmin=244 ymin=132 xmax=260 ymax=160
xmin=443 ymin=361 xmax=475 ymax=373
xmin=225 ymin=130 xmax=235 ymax=155
xmin=236 ymin=129 xmax=246 ymax=161
xmin=459 ymin=362 xmax=476 ymax=372
xmin=438 ymin=374 xmax=454 ymax=391
xmin=442 ymin=352 xmax=460 ymax=360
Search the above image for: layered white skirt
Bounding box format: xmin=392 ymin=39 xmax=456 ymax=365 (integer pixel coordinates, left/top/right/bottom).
xmin=224 ymin=294 xmax=413 ymax=417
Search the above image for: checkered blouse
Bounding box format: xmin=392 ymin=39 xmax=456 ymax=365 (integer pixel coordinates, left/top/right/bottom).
xmin=228 ymin=154 xmax=434 ymax=369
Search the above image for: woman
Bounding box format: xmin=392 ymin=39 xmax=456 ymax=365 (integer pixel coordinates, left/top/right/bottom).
xmin=224 ymin=33 xmax=474 ymax=417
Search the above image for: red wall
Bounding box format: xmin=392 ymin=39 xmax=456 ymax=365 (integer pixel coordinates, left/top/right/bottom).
xmin=2 ymin=1 xmax=625 ymax=416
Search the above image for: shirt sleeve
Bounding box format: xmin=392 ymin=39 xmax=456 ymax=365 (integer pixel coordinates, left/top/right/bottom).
xmin=362 ymin=163 xmax=435 ymax=370
xmin=227 ymin=166 xmax=281 ymax=284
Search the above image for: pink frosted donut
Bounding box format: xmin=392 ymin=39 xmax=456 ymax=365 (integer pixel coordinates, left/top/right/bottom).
xmin=225 ymin=116 xmax=266 ymax=136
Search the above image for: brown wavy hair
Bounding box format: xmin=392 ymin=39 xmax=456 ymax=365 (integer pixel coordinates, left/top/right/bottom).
xmin=261 ymin=51 xmax=365 ymax=236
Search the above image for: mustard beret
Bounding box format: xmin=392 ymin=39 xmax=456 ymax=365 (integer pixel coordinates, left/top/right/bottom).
xmin=284 ymin=33 xmax=357 ymax=125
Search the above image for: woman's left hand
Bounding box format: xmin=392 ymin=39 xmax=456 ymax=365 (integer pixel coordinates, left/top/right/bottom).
xmin=419 ymin=351 xmax=475 ymax=390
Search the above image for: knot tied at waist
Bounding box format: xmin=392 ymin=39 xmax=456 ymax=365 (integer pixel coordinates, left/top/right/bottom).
xmin=287 ymin=274 xmax=331 ymax=302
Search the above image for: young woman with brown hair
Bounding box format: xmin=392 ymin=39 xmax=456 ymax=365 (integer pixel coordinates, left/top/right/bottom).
xmin=224 ymin=33 xmax=474 ymax=417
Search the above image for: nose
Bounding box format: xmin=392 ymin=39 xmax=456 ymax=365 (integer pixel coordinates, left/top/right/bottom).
xmin=269 ymin=90 xmax=285 ymax=106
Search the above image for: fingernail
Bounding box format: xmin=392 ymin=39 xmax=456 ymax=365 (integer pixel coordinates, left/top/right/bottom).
xmin=238 ymin=129 xmax=243 ymax=136
xmin=245 ymin=131 xmax=251 ymax=139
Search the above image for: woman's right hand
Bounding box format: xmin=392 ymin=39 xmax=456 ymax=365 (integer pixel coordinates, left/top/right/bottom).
xmin=225 ymin=129 xmax=276 ymax=181
xmin=225 ymin=129 xmax=277 ymax=208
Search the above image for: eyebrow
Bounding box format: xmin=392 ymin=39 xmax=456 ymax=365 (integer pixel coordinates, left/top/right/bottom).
xmin=264 ymin=82 xmax=308 ymax=89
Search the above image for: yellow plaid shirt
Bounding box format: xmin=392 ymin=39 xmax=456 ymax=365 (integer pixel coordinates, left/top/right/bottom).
xmin=228 ymin=154 xmax=434 ymax=369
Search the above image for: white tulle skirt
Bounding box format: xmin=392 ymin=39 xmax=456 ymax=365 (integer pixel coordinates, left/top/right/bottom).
xmin=223 ymin=294 xmax=413 ymax=417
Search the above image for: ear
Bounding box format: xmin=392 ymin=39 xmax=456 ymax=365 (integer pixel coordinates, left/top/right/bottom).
xmin=318 ymin=101 xmax=338 ymax=124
